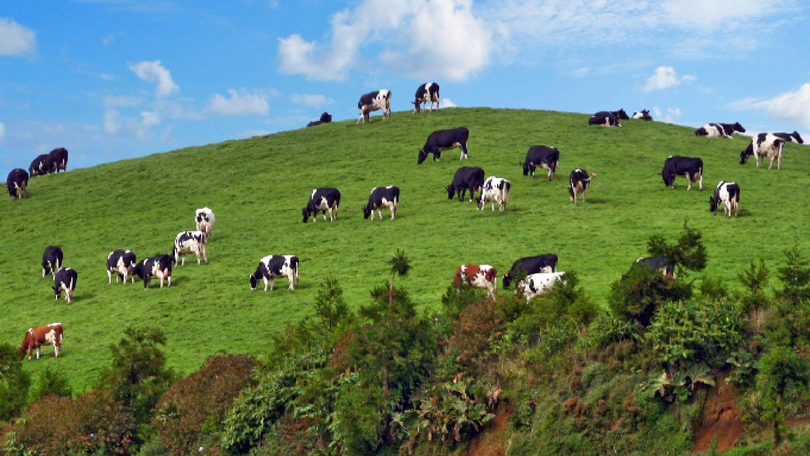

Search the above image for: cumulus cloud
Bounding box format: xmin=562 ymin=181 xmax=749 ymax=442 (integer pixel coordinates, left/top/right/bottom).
xmin=441 ymin=98 xmax=457 ymax=108
xmin=204 ymin=89 xmax=270 ymax=116
xmin=641 ymin=66 xmax=696 ymax=92
xmin=0 ymin=17 xmax=37 ymax=56
xmin=290 ymin=94 xmax=334 ymax=108
xmin=0 ymin=121 xmax=5 ymax=139
xmin=103 ymin=108 xmax=161 ymax=138
xmin=128 ymin=61 xmax=179 ymax=97
xmin=730 ymin=83 xmax=810 ymax=129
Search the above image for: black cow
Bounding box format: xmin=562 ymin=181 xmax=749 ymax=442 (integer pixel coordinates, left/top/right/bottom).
xmin=695 ymin=122 xmax=745 ymax=138
xmin=659 ymin=156 xmax=703 ymax=191
xmin=6 ymin=168 xmax=29 ymax=201
xmin=303 ymin=187 xmax=341 ymax=222
xmin=772 ymin=131 xmax=804 ymax=144
xmin=502 ymin=254 xmax=559 ymax=288
xmin=568 ymin=168 xmax=596 ymax=203
xmin=631 ymin=109 xmax=653 ymax=120
xmin=53 ymin=267 xmax=78 ymax=304
xmin=131 ymin=254 xmax=173 ymax=288
xmin=520 ymin=145 xmax=559 ymax=180
xmin=29 ymin=154 xmax=52 ymax=177
xmin=363 ymin=186 xmax=400 ymax=220
xmin=107 ymin=249 xmax=137 ymax=284
xmin=48 ymin=148 xmax=68 ymax=173
xmin=307 ymin=112 xmax=332 ymax=127
xmin=623 ymin=256 xmax=676 ymax=280
xmin=418 ymin=127 xmax=469 ymax=164
xmin=42 ymin=246 xmax=64 ymax=277
xmin=709 ymin=181 xmax=740 ymax=217
xmin=412 ymin=82 xmax=440 ymax=114
xmin=249 ymin=255 xmax=300 ymax=291
xmin=613 ymin=109 xmax=629 ymax=120
xmin=446 ymin=166 xmax=484 ymax=202
xmin=589 ymin=111 xmax=622 ymax=127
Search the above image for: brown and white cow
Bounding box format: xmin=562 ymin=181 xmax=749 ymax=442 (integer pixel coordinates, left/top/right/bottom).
xmin=19 ymin=323 xmax=63 ymax=361
xmin=453 ymin=264 xmax=497 ymax=300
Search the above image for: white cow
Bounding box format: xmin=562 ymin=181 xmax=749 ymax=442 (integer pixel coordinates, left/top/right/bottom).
xmin=518 ymin=272 xmax=566 ymax=302
xmin=478 ymin=176 xmax=511 ymax=211
xmin=195 ymin=207 xmax=216 ymax=239
xmin=357 ymin=90 xmax=391 ymax=124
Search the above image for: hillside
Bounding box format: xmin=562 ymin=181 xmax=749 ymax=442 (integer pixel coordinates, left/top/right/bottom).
xmin=2 ymin=107 xmax=808 ymax=391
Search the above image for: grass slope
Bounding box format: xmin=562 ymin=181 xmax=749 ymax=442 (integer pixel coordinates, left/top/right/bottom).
xmin=2 ymin=108 xmax=808 ymax=390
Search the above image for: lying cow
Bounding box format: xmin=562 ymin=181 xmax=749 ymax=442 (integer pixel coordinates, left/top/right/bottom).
xmin=29 ymin=154 xmax=52 ymax=177
xmin=569 ymin=169 xmax=596 ymax=203
xmin=195 ymin=207 xmax=216 ymax=239
xmin=447 ymin=166 xmax=484 ymax=203
xmin=453 ymin=264 xmax=497 ymax=300
xmin=632 ymin=109 xmax=653 ymax=120
xmin=740 ymin=133 xmax=785 ymax=170
xmin=503 ymin=254 xmax=558 ymax=288
xmin=131 ymin=254 xmax=173 ymax=288
xmin=303 ymin=187 xmax=341 ymax=222
xmin=521 ymin=146 xmax=559 ymax=181
xmin=710 ymin=181 xmax=740 ymax=218
xmin=413 ymin=82 xmax=440 ymax=114
xmin=363 ymin=186 xmax=400 ymax=220
xmin=418 ymin=127 xmax=469 ymax=164
xmin=589 ymin=111 xmax=622 ymax=127
xmin=173 ymin=231 xmax=208 ymax=266
xmin=19 ymin=323 xmax=63 ymax=361
xmin=6 ymin=168 xmax=29 ymax=201
xmin=695 ymin=122 xmax=745 ymax=138
xmin=48 ymin=147 xmax=69 ymax=173
xmin=249 ymin=255 xmax=299 ymax=291
xmin=478 ymin=176 xmax=510 ymax=211
xmin=42 ymin=245 xmax=63 ymax=277
xmin=53 ymin=267 xmax=78 ymax=304
xmin=107 ymin=249 xmax=137 ymax=283
xmin=357 ymin=90 xmax=391 ymax=124
xmin=659 ymin=156 xmax=703 ymax=191
xmin=307 ymin=112 xmax=332 ymax=127
xmin=773 ymin=131 xmax=804 ymax=144
xmin=518 ymin=272 xmax=567 ymax=302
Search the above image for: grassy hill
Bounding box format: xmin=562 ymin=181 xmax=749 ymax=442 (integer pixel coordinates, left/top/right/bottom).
xmin=2 ymin=107 xmax=808 ymax=391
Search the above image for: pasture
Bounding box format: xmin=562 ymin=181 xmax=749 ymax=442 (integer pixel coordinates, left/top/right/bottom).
xmin=1 ymin=107 xmax=807 ymax=391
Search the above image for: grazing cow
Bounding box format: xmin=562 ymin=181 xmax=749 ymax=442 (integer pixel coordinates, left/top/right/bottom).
xmin=249 ymin=255 xmax=299 ymax=291
xmin=48 ymin=147 xmax=69 ymax=172
xmin=568 ymin=169 xmax=596 ymax=203
xmin=307 ymin=112 xmax=332 ymax=127
xmin=6 ymin=168 xmax=29 ymax=201
xmin=518 ymin=272 xmax=567 ymax=302
xmin=520 ymin=145 xmax=560 ymax=181
xmin=418 ymin=127 xmax=470 ymax=164
xmin=632 ymin=109 xmax=653 ymax=120
xmin=195 ymin=207 xmax=216 ymax=239
xmin=589 ymin=111 xmax=622 ymax=127
xmin=107 ymin=249 xmax=137 ymax=284
xmin=412 ymin=82 xmax=440 ymax=114
xmin=695 ymin=122 xmax=745 ymax=138
xmin=453 ymin=264 xmax=497 ymax=300
xmin=303 ymin=187 xmax=341 ymax=223
xmin=172 ymin=231 xmax=208 ymax=266
xmin=740 ymin=133 xmax=785 ymax=170
xmin=659 ymin=156 xmax=703 ymax=191
xmin=19 ymin=323 xmax=63 ymax=361
xmin=772 ymin=131 xmax=804 ymax=144
xmin=478 ymin=176 xmax=511 ymax=211
xmin=503 ymin=254 xmax=559 ymax=288
xmin=42 ymin=246 xmax=64 ymax=277
xmin=53 ymin=267 xmax=78 ymax=304
xmin=363 ymin=186 xmax=400 ymax=220
xmin=709 ymin=181 xmax=740 ymax=218
xmin=630 ymin=256 xmax=676 ymax=279
xmin=447 ymin=166 xmax=485 ymax=202
xmin=131 ymin=254 xmax=172 ymax=288
xmin=357 ymin=90 xmax=391 ymax=124
xmin=29 ymin=154 xmax=53 ymax=177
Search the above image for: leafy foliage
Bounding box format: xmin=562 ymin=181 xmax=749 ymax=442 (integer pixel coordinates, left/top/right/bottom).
xmin=647 ymin=220 xmax=707 ymax=277
xmin=29 ymin=364 xmax=73 ymax=405
xmin=0 ymin=343 xmax=30 ymax=422
xmin=609 ymin=266 xmax=692 ymax=326
xmin=756 ymin=345 xmax=810 ymax=447
xmin=312 ymin=275 xmax=350 ymax=334
xmin=776 ymin=246 xmax=810 ymax=305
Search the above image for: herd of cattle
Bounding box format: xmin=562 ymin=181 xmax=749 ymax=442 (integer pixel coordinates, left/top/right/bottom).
xmin=8 ymin=82 xmax=807 ymax=362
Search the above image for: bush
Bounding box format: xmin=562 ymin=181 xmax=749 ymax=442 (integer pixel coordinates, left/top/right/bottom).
xmin=609 ymin=266 xmax=692 ymax=326
xmin=29 ymin=364 xmax=72 ymax=405
xmin=0 ymin=343 xmax=31 ymax=422
xmin=776 ymin=246 xmax=810 ymax=305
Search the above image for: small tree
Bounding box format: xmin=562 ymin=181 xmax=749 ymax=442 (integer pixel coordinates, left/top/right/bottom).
xmin=314 ymin=275 xmax=349 ymax=333
xmin=647 ymin=220 xmax=707 ymax=277
xmin=739 ymin=259 xmax=769 ymax=295
xmin=776 ymin=246 xmax=810 ymax=305
xmin=29 ymin=364 xmax=73 ymax=404
xmin=387 ymin=249 xmax=411 ymax=306
xmin=757 ymin=346 xmax=810 ymax=447
xmin=0 ymin=343 xmax=31 ymax=421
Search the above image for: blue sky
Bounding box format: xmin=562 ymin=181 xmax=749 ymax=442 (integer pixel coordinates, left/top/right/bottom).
xmin=2 ymin=0 xmax=808 ymax=177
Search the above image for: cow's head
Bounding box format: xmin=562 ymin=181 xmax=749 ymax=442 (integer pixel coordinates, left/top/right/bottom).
xmin=418 ymin=150 xmax=428 ymax=164
xmin=520 ymin=162 xmax=530 ymax=176
xmin=695 ymin=127 xmax=707 ymax=136
xmin=792 ymin=131 xmax=804 ymax=144
xmin=615 ymin=109 xmax=629 ymax=120
xmin=7 ymin=184 xmax=17 ymax=200
xmin=740 ymin=146 xmax=754 ymax=165
xmin=709 ymin=195 xmax=718 ymax=214
xmin=446 ymin=185 xmax=456 ymax=200
xmin=53 ymin=285 xmax=61 ymax=300
xmin=658 ymin=172 xmax=674 ymax=187
xmin=302 ymin=207 xmax=311 ymax=223
xmin=734 ymin=122 xmax=746 ymax=133
xmin=320 ymin=112 xmax=332 ymax=123
xmin=362 ymin=204 xmax=372 ymax=219
xmin=249 ymin=274 xmax=258 ymax=291
xmin=412 ymin=101 xmax=421 ymax=114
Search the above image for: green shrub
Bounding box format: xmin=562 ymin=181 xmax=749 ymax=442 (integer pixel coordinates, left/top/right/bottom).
xmin=609 ymin=266 xmax=692 ymax=326
xmin=776 ymin=246 xmax=810 ymax=305
xmin=698 ymin=275 xmax=730 ymax=302
xmin=29 ymin=364 xmax=72 ymax=405
xmin=0 ymin=343 xmax=31 ymax=422
xmin=332 ymin=383 xmax=386 ymax=456
xmin=756 ymin=345 xmax=810 ymax=447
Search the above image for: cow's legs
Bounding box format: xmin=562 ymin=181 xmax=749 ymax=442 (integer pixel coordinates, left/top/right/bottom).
xmin=201 ymin=245 xmax=208 ymax=264
xmin=54 ymin=344 xmax=59 ymax=358
xmin=698 ymin=174 xmax=703 ymax=191
xmin=377 ymin=209 xmax=383 ymax=219
xmin=264 ymin=277 xmax=269 ymax=292
xmin=390 ymin=204 xmax=396 ymax=220
xmin=287 ymin=273 xmax=295 ymax=290
xmin=36 ymin=347 xmax=41 ymax=360
xmin=685 ymin=173 xmax=692 ymax=191
xmin=166 ymin=272 xmax=171 ymax=287
xmin=270 ymin=277 xmax=276 ymax=291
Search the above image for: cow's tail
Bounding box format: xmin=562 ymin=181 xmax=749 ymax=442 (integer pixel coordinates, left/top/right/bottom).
xmin=294 ymin=257 xmax=300 ymax=283
xmin=502 ymin=181 xmax=511 ymax=205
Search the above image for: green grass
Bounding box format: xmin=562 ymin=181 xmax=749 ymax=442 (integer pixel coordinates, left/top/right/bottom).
xmin=2 ymin=107 xmax=808 ymax=391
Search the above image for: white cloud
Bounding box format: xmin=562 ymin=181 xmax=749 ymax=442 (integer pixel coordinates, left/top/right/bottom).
xmin=653 ymin=106 xmax=662 ymax=118
xmin=641 ymin=66 xmax=695 ymax=92
xmin=102 ymin=34 xmax=115 ymax=46
xmin=104 ymin=95 xmax=146 ymax=108
xmin=204 ymin=89 xmax=269 ymax=116
xmin=290 ymin=94 xmax=334 ymax=108
xmin=103 ymin=108 xmax=161 ymax=138
xmin=441 ymin=98 xmax=457 ymax=108
xmin=663 ymin=0 xmax=791 ymax=31
xmin=667 ymin=107 xmax=682 ymax=117
xmin=0 ymin=17 xmax=37 ymax=56
xmin=0 ymin=121 xmax=5 ymax=139
xmin=128 ymin=60 xmax=179 ymax=97
xmin=730 ymin=83 xmax=810 ymax=129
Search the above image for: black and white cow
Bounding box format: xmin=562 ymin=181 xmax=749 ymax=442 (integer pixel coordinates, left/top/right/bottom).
xmin=518 ymin=272 xmax=567 ymax=302
xmin=772 ymin=131 xmax=804 ymax=144
xmin=131 ymin=254 xmax=172 ymax=288
xmin=303 ymin=187 xmax=341 ymax=223
xmin=502 ymin=254 xmax=558 ymax=288
xmin=107 ymin=249 xmax=137 ymax=284
xmin=29 ymin=154 xmax=52 ymax=177
xmin=249 ymin=255 xmax=299 ymax=291
xmin=520 ymin=145 xmax=559 ymax=180
xmin=659 ymin=156 xmax=703 ymax=191
xmin=195 ymin=207 xmax=216 ymax=239
xmin=740 ymin=133 xmax=785 ymax=170
xmin=447 ymin=166 xmax=484 ymax=202
xmin=412 ymin=82 xmax=440 ymax=114
xmin=357 ymin=90 xmax=391 ymax=124
xmin=53 ymin=267 xmax=78 ymax=304
xmin=478 ymin=176 xmax=510 ymax=211
xmin=418 ymin=127 xmax=470 ymax=164
xmin=631 ymin=109 xmax=653 ymax=120
xmin=47 ymin=148 xmax=69 ymax=173
xmin=568 ymin=169 xmax=596 ymax=203
xmin=307 ymin=112 xmax=332 ymax=127
xmin=624 ymin=256 xmax=676 ymax=279
xmin=709 ymin=181 xmax=740 ymax=218
xmin=42 ymin=246 xmax=63 ymax=277
xmin=6 ymin=168 xmax=29 ymax=201
xmin=172 ymin=231 xmax=208 ymax=266
xmin=363 ymin=186 xmax=400 ymax=220
xmin=695 ymin=122 xmax=745 ymax=138
xmin=589 ymin=111 xmax=622 ymax=127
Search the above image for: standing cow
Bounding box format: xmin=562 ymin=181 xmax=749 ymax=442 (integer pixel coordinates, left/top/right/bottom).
xmin=107 ymin=249 xmax=137 ymax=283
xmin=418 ymin=127 xmax=470 ymax=164
xmin=447 ymin=167 xmax=484 ymax=203
xmin=478 ymin=176 xmax=510 ymax=211
xmin=249 ymin=255 xmax=299 ymax=291
xmin=172 ymin=231 xmax=208 ymax=266
xmin=568 ymin=169 xmax=596 ymax=203
xmin=709 ymin=181 xmax=740 ymax=218
xmin=42 ymin=246 xmax=64 ymax=277
xmin=363 ymin=186 xmax=400 ymax=220
xmin=412 ymin=82 xmax=440 ymax=114
xmin=53 ymin=267 xmax=78 ymax=304
xmin=740 ymin=133 xmax=785 ymax=170
xmin=503 ymin=254 xmax=559 ymax=288
xmin=589 ymin=111 xmax=623 ymax=127
xmin=48 ymin=147 xmax=69 ymax=172
xmin=131 ymin=254 xmax=173 ymax=288
xmin=659 ymin=156 xmax=703 ymax=191
xmin=303 ymin=187 xmax=341 ymax=223
xmin=29 ymin=154 xmax=53 ymax=177
xmin=521 ymin=145 xmax=559 ymax=180
xmin=6 ymin=168 xmax=29 ymax=201
xmin=195 ymin=207 xmax=216 ymax=239
xmin=695 ymin=122 xmax=745 ymax=138
xmin=357 ymin=90 xmax=391 ymax=124
xmin=518 ymin=272 xmax=567 ymax=302
xmin=453 ymin=264 xmax=497 ymax=300
xmin=19 ymin=323 xmax=63 ymax=361
xmin=307 ymin=112 xmax=332 ymax=127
